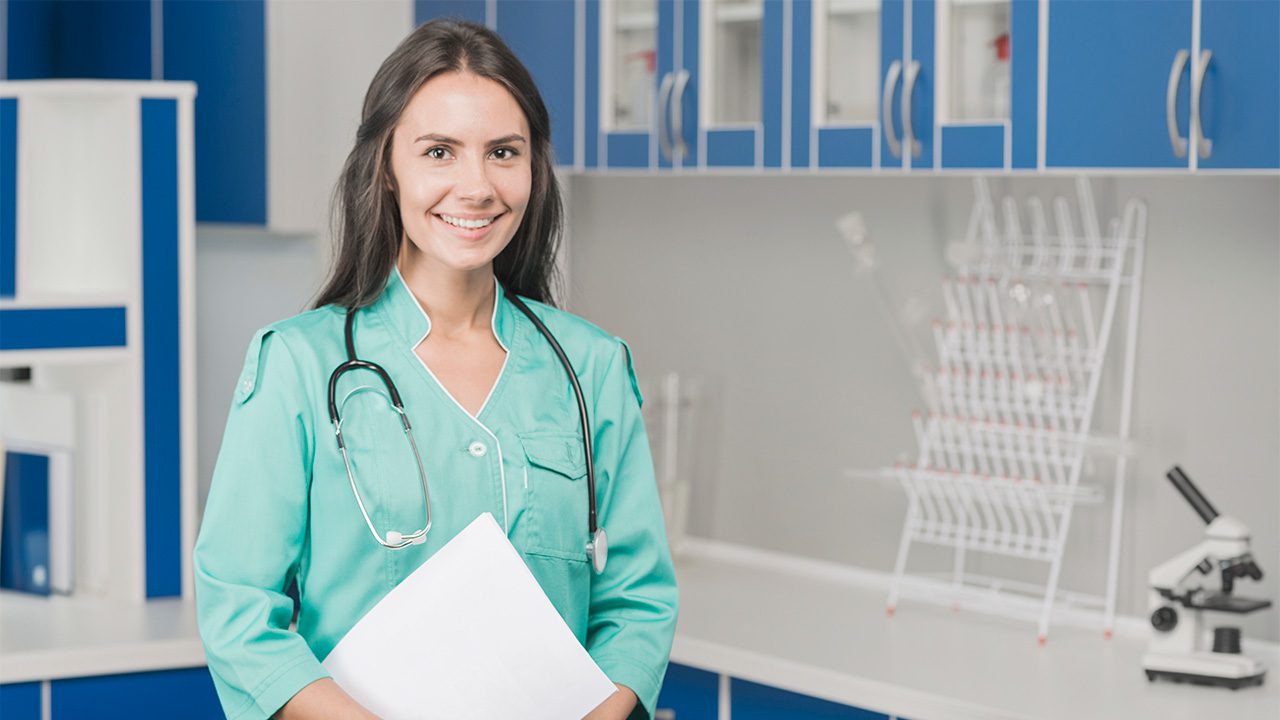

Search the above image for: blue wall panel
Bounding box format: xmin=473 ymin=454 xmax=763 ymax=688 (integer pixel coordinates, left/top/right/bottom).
xmin=1 ymin=97 xmax=15 ymax=298
xmin=1010 ymin=0 xmax=1038 ymax=169
xmin=51 ymin=668 xmax=221 ymax=720
xmin=163 ymin=0 xmax=266 ymax=223
xmin=140 ymin=98 xmax=182 ymax=599
xmin=54 ymin=0 xmax=151 ymax=79
xmin=791 ymin=0 xmax=813 ymax=169
xmin=941 ymin=124 xmax=1005 ymax=169
xmin=731 ymin=678 xmax=888 ymax=720
xmin=416 ymin=0 xmax=487 ymax=25
xmin=496 ymin=0 xmax=577 ymax=167
xmin=0 ymin=681 xmax=41 ymax=720
xmin=706 ymin=129 xmax=756 ymax=167
xmin=818 ymin=127 xmax=874 ymax=168
xmin=4 ymin=0 xmax=149 ymax=80
xmin=5 ymin=0 xmax=57 ymax=79
xmin=656 ymin=663 xmax=718 ymax=720
xmin=0 ymin=307 xmax=127 ymax=350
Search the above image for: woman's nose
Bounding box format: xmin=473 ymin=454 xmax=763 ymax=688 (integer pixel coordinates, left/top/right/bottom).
xmin=454 ymin=155 xmax=495 ymax=204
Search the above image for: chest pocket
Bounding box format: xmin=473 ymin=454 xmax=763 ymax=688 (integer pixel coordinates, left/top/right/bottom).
xmin=519 ymin=430 xmax=589 ymax=562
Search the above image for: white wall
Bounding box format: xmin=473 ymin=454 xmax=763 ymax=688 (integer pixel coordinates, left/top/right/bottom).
xmin=195 ymin=227 xmax=325 ymax=509
xmin=565 ymin=173 xmax=1280 ymax=642
xmin=266 ymin=0 xmax=414 ymax=239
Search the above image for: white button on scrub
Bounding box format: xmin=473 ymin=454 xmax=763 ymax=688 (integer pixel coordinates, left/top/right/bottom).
xmin=467 ymin=441 xmax=487 ymax=458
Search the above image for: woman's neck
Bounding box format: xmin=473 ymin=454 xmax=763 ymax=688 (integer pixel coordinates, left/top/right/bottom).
xmin=396 ymin=253 xmax=496 ymax=339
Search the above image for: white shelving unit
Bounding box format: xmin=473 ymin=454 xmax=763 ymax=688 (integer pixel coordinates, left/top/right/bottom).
xmin=873 ymin=177 xmax=1147 ymax=642
xmin=0 ymin=80 xmax=197 ymax=613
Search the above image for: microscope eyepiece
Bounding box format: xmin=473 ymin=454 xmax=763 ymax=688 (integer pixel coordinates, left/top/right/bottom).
xmin=1166 ymin=466 xmax=1220 ymax=525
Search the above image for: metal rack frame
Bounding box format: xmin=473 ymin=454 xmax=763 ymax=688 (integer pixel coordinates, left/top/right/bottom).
xmin=884 ymin=177 xmax=1146 ymax=642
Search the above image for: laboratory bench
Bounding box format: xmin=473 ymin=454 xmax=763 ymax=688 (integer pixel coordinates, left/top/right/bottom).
xmin=2 ymin=543 xmax=1278 ymax=719
xmin=663 ymin=539 xmax=1280 ymax=719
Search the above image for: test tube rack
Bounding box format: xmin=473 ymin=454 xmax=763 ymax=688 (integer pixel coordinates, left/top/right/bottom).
xmin=885 ymin=178 xmax=1146 ymax=643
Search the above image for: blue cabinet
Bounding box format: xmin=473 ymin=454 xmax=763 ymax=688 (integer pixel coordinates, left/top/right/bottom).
xmin=584 ymin=0 xmax=686 ymax=169
xmin=1045 ymin=0 xmax=1278 ymax=170
xmin=796 ymin=0 xmax=1037 ymax=171
xmin=415 ymin=1 xmax=580 ymax=169
xmin=731 ymin=678 xmax=888 ymax=719
xmin=1197 ymin=0 xmax=1280 ymax=169
xmin=3 ymin=668 xmax=222 ymax=720
xmin=1045 ymin=0 xmax=1194 ymax=168
xmin=51 ymin=667 xmax=222 ymax=720
xmin=496 ymin=0 xmax=579 ymax=168
xmin=656 ymin=663 xmax=721 ymax=719
xmin=587 ymin=0 xmax=787 ymax=170
xmin=0 ymin=682 xmax=41 ymax=720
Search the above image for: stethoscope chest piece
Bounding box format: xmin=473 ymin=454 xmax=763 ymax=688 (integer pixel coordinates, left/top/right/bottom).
xmin=588 ymin=528 xmax=608 ymax=574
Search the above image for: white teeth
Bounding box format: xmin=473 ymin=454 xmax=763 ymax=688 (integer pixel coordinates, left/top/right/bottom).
xmin=439 ymin=214 xmax=496 ymax=229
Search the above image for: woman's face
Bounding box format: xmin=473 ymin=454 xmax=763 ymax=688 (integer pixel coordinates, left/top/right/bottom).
xmin=388 ymin=71 xmax=532 ymax=276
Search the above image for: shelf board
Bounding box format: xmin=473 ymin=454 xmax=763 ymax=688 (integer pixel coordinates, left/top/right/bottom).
xmin=0 ymin=592 xmax=206 ymax=683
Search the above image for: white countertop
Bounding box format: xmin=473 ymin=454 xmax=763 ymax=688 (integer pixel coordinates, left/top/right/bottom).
xmin=0 ymin=592 xmax=206 ymax=683
xmin=3 ymin=545 xmax=1278 ymax=720
xmin=670 ymin=540 xmax=1280 ymax=720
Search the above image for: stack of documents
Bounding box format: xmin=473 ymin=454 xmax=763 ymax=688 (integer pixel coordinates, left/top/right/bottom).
xmin=323 ymin=513 xmax=616 ymax=719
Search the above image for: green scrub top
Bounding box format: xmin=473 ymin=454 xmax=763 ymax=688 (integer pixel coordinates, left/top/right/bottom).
xmin=194 ymin=270 xmax=678 ymax=720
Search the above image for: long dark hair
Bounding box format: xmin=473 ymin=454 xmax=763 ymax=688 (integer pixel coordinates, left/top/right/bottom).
xmin=312 ymin=19 xmax=563 ymax=310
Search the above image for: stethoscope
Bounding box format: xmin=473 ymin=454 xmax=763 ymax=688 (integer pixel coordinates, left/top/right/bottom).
xmin=326 ymin=289 xmax=608 ymax=574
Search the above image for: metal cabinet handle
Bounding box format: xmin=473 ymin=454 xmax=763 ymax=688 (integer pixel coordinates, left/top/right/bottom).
xmin=672 ymin=69 xmax=691 ymax=161
xmin=1192 ymin=49 xmax=1213 ymax=159
xmin=882 ymin=60 xmax=903 ymax=158
xmin=902 ymin=59 xmax=922 ymax=158
xmin=658 ymin=71 xmax=676 ymax=162
xmin=1166 ymin=49 xmax=1189 ymax=158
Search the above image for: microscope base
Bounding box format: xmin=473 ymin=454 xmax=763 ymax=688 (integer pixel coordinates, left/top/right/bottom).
xmin=1144 ymin=651 xmax=1267 ymax=690
xmin=1144 ymin=667 xmax=1265 ymax=690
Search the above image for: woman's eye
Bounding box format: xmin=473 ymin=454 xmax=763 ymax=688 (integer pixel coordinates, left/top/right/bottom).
xmin=425 ymin=146 xmax=450 ymax=160
xmin=491 ymin=147 xmax=519 ymax=161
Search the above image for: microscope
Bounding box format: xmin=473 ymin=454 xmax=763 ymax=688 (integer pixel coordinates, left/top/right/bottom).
xmin=1143 ymin=466 xmax=1272 ymax=689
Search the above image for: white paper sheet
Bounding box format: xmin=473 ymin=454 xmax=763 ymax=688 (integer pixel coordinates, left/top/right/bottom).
xmin=322 ymin=513 xmax=616 ymax=719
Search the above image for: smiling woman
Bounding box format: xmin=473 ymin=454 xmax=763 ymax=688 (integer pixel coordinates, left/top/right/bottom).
xmin=193 ymin=19 xmax=678 ymax=720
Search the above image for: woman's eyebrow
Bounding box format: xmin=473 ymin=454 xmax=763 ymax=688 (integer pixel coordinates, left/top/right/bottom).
xmin=486 ymin=134 xmax=527 ymax=147
xmin=413 ymin=133 xmax=527 ymax=147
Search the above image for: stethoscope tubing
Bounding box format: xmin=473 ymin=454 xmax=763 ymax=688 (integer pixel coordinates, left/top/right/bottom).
xmin=327 ymin=288 xmax=602 ymax=568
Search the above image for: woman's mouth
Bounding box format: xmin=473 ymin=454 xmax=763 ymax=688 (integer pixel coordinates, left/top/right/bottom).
xmin=437 ymin=211 xmax=501 ymax=228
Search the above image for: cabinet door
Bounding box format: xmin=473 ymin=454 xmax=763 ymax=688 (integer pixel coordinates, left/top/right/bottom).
xmin=0 ymin=682 xmax=41 ymax=720
xmin=51 ymin=667 xmax=222 ymax=720
xmin=696 ymin=0 xmax=785 ymax=167
xmin=730 ymin=678 xmax=889 ymax=719
xmin=934 ymin=0 xmax=1038 ymax=169
xmin=880 ymin=0 xmax=908 ymax=168
xmin=905 ymin=0 xmax=936 ymax=168
xmin=1197 ymin=0 xmax=1280 ymax=169
xmin=495 ymin=0 xmax=578 ymax=168
xmin=655 ymin=663 xmax=720 ymax=719
xmin=1045 ymin=0 xmax=1193 ymax=168
xmin=797 ymin=0 xmax=883 ymax=169
xmin=589 ymin=0 xmax=662 ymax=168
